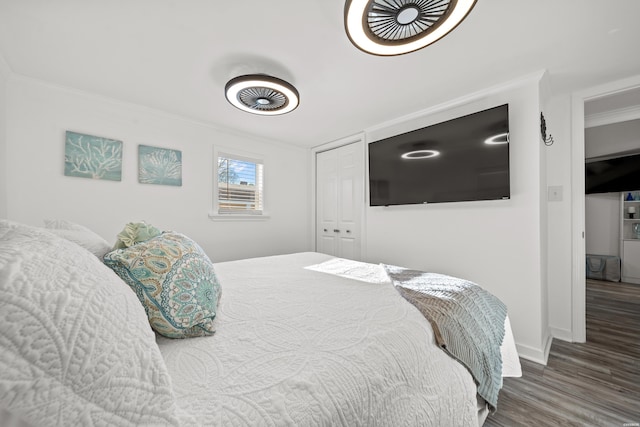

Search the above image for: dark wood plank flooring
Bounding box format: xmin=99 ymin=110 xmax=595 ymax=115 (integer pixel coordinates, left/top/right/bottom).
xmin=485 ymin=280 xmax=640 ymax=427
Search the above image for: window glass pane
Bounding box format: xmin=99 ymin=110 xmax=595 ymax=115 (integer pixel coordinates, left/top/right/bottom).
xmin=217 ymin=155 xmax=263 ymax=214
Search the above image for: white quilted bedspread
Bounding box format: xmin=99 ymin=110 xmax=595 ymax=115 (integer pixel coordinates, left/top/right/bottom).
xmin=0 ymin=220 xmax=179 ymax=427
xmin=158 ymin=252 xmax=480 ymax=426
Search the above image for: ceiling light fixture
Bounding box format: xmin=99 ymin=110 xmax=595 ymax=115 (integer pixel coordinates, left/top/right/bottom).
xmin=344 ymin=0 xmax=477 ymax=56
xmin=401 ymin=149 xmax=440 ymax=159
xmin=225 ymin=74 xmax=299 ymax=115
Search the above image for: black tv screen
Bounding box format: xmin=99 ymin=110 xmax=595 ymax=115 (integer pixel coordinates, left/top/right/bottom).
xmin=368 ymin=104 xmax=510 ymax=206
xmin=585 ymin=153 xmax=640 ymax=194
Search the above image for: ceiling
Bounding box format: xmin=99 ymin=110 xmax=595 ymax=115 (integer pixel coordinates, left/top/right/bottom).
xmin=1 ymin=0 xmax=639 ymax=148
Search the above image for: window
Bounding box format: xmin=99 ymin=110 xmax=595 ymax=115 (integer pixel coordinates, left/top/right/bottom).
xmin=213 ymin=151 xmax=265 ymax=217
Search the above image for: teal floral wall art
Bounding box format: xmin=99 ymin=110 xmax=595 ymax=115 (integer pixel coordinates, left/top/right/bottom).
xmin=64 ymin=131 xmax=123 ymax=181
xmin=138 ymin=145 xmax=182 ymax=186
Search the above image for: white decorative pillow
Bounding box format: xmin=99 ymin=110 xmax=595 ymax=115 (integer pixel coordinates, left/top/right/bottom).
xmin=44 ymin=219 xmax=112 ymax=258
xmin=0 ymin=220 xmax=180 ymax=426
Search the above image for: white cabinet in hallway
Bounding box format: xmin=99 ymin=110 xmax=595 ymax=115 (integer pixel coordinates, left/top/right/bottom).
xmin=316 ymin=142 xmax=363 ymax=260
xmin=621 ymin=191 xmax=640 ymax=284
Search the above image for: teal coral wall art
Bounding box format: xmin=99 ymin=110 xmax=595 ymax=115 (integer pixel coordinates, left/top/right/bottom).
xmin=64 ymin=131 xmax=123 ymax=181
xmin=138 ymin=145 xmax=182 ymax=186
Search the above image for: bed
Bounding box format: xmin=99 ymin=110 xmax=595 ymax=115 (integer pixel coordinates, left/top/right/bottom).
xmin=0 ymin=219 xmax=520 ymax=427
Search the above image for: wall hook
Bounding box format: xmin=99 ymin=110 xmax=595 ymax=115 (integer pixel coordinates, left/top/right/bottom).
xmin=540 ymin=112 xmax=554 ymax=146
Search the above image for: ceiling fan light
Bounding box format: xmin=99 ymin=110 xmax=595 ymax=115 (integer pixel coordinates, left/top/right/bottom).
xmin=344 ymin=0 xmax=478 ymax=56
xmin=225 ymin=74 xmax=300 ymax=115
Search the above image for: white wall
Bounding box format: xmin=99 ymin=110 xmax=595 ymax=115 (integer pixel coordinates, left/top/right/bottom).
xmin=538 ymin=72 xmax=551 ymax=361
xmin=5 ymin=77 xmax=311 ymax=261
xmin=361 ymin=74 xmax=550 ymax=363
xmin=545 ymin=94 xmax=574 ymax=340
xmin=0 ymin=55 xmax=9 ymax=218
xmin=585 ymin=193 xmax=620 ymax=256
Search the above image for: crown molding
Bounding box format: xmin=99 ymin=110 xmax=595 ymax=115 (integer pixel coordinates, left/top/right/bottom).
xmin=9 ymin=72 xmax=306 ymax=152
xmin=364 ymin=70 xmax=547 ymax=137
xmin=585 ymin=105 xmax=640 ymax=128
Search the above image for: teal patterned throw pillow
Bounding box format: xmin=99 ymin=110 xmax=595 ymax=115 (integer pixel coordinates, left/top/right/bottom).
xmin=103 ymin=232 xmax=221 ymax=338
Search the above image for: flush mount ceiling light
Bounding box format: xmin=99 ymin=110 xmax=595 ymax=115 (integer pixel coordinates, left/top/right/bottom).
xmin=401 ymin=149 xmax=440 ymax=159
xmin=345 ymin=0 xmax=477 ymax=56
xmin=225 ymin=74 xmax=299 ymax=115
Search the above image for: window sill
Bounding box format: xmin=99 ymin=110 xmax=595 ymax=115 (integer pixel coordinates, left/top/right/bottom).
xmin=208 ymin=212 xmax=271 ymax=221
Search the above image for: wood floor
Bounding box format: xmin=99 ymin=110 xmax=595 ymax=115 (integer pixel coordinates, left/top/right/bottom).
xmin=484 ymin=279 xmax=640 ymax=427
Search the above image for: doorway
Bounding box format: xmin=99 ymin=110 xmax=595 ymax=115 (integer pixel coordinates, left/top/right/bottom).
xmin=571 ymin=75 xmax=640 ymax=342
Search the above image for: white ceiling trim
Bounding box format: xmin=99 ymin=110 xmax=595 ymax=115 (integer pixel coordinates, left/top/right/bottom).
xmin=585 ymin=105 xmax=640 ymax=128
xmin=363 ymin=69 xmax=547 ymax=139
xmin=8 ymin=72 xmax=306 ymax=152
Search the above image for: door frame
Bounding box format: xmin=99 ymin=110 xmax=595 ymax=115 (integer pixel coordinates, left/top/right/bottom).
xmin=570 ymin=74 xmax=640 ymax=342
xmin=310 ymin=133 xmax=366 ymax=258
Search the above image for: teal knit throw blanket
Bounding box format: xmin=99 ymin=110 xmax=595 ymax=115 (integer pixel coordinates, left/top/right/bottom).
xmin=383 ymin=265 xmax=507 ymax=412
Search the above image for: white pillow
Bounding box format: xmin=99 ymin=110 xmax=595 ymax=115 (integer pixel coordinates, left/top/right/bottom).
xmin=0 ymin=220 xmax=179 ymax=426
xmin=43 ymin=219 xmax=112 ymax=258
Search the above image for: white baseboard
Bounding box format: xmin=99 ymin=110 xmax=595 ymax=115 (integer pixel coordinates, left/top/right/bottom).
xmin=550 ymin=326 xmax=573 ymax=342
xmin=516 ymin=334 xmax=553 ymax=365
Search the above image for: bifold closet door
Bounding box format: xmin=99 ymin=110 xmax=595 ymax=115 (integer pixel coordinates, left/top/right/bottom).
xmin=316 ymin=143 xmax=362 ymax=260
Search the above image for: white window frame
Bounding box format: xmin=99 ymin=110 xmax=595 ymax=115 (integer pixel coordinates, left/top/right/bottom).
xmin=209 ymin=146 xmax=269 ymax=221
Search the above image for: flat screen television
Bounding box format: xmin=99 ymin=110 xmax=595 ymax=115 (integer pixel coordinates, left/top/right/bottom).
xmin=368 ymin=104 xmax=510 ymax=206
xmin=585 ymin=153 xmax=640 ymax=194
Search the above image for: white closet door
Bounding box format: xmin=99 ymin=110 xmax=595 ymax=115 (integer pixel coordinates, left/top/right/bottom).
xmin=316 ymin=148 xmax=339 ymax=256
xmin=316 ymin=142 xmax=363 ymax=260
